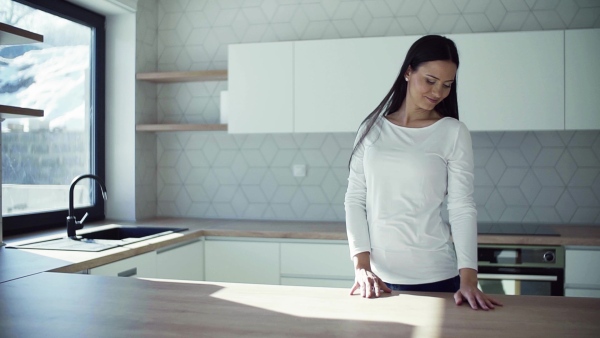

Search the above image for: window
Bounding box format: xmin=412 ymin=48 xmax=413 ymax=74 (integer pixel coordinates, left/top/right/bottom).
xmin=0 ymin=0 xmax=105 ymax=234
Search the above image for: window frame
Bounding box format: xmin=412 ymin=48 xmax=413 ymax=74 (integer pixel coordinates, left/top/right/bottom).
xmin=2 ymin=0 xmax=105 ymax=235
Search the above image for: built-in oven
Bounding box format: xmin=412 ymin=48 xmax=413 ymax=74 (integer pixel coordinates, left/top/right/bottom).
xmin=477 ymin=244 xmax=565 ymax=296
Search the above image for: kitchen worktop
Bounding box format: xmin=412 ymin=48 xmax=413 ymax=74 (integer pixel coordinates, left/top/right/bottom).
xmin=1 ymin=271 xmax=599 ymax=338
xmin=7 ymin=217 xmax=600 ymax=246
xmin=2 ymin=217 xmax=600 ymax=283
xmin=122 ymin=217 xmax=600 ymax=246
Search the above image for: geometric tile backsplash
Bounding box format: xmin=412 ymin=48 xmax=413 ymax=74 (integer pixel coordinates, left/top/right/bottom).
xmin=155 ymin=130 xmax=600 ymax=224
xmin=138 ymin=0 xmax=600 ymax=225
xmin=470 ymin=131 xmax=600 ymax=224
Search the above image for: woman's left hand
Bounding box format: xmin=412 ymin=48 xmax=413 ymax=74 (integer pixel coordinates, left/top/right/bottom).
xmin=454 ymin=284 xmax=503 ymax=310
xmin=454 ymin=268 xmax=503 ymax=310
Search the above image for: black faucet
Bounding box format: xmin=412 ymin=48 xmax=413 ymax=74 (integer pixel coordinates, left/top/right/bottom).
xmin=67 ymin=174 xmax=108 ymax=238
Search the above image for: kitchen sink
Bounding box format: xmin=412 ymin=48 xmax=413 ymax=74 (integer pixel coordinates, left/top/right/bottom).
xmin=78 ymin=226 xmax=188 ymax=241
xmin=6 ymin=225 xmax=188 ymax=252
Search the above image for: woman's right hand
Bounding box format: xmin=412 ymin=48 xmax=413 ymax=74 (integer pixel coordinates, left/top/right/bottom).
xmin=350 ymin=252 xmax=391 ymax=298
xmin=350 ymin=268 xmax=392 ymax=298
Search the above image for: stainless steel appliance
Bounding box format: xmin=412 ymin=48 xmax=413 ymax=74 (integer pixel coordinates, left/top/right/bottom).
xmin=477 ymin=244 xmax=565 ymax=296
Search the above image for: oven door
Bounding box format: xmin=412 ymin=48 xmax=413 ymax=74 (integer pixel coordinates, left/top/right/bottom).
xmin=477 ymin=267 xmax=564 ymax=296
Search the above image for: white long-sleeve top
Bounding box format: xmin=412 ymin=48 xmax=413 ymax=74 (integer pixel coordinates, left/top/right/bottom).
xmin=345 ymin=116 xmax=478 ymax=285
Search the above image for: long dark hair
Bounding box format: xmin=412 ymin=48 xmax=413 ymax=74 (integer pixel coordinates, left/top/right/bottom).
xmin=348 ymin=35 xmax=460 ymax=167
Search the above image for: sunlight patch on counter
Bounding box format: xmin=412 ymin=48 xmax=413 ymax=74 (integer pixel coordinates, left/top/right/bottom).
xmin=146 ymin=279 xmax=445 ymax=338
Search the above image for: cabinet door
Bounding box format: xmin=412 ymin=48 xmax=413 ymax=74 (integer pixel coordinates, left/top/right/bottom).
xmin=565 ymin=29 xmax=600 ymax=130
xmin=204 ymin=238 xmax=279 ymax=285
xmin=228 ymin=41 xmax=294 ymax=133
xmin=565 ymin=248 xmax=600 ymax=287
xmin=280 ymin=241 xmax=354 ymax=288
xmin=89 ymin=252 xmax=156 ymax=278
xmin=452 ymin=31 xmax=564 ymax=131
xmin=565 ymin=247 xmax=600 ymax=298
xmin=294 ymin=36 xmax=418 ymax=133
xmin=155 ymin=238 xmax=204 ymax=281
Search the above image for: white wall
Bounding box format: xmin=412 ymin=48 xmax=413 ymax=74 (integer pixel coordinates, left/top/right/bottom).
xmin=105 ymin=14 xmax=136 ymax=221
xmin=149 ymin=0 xmax=600 ymax=224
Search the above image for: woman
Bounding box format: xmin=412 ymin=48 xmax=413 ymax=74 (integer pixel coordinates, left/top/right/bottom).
xmin=345 ymin=35 xmax=502 ymax=310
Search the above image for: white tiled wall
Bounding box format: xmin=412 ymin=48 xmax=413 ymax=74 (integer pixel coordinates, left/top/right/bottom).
xmin=136 ymin=0 xmax=159 ymax=219
xmin=136 ymin=0 xmax=600 ymax=224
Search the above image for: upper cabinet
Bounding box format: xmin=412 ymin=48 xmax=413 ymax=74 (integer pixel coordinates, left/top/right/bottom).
xmin=565 ymin=29 xmax=600 ymax=130
xmin=452 ymin=31 xmax=564 ymax=131
xmin=294 ymin=36 xmax=418 ymax=133
xmin=226 ymin=29 xmax=598 ymax=134
xmin=0 ymin=22 xmax=44 ymax=120
xmin=227 ymin=41 xmax=294 ymax=133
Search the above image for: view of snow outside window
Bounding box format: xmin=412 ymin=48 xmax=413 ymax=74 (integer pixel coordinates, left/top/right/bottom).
xmin=1 ymin=0 xmax=92 ymax=216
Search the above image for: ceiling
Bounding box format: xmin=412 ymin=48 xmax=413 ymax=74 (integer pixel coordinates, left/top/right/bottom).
xmin=66 ymin=0 xmax=137 ymax=15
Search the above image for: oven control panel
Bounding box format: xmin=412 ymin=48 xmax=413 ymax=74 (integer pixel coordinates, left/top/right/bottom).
xmin=477 ymin=245 xmax=565 ymax=268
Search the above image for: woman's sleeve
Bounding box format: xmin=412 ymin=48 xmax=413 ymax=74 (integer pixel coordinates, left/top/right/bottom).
xmin=447 ymin=122 xmax=478 ymax=271
xmin=345 ymin=128 xmax=372 ymax=259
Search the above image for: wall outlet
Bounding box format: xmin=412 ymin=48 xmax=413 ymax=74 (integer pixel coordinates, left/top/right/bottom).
xmin=292 ymin=164 xmax=306 ymax=177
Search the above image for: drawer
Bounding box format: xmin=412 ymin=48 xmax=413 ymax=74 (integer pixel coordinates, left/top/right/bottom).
xmin=280 ymin=242 xmax=354 ymax=279
xmin=89 ymin=252 xmax=155 ymax=278
xmin=281 ymin=277 xmax=353 ymax=289
xmin=205 ymin=239 xmax=280 ymax=285
xmin=565 ymin=287 xmax=600 ymax=298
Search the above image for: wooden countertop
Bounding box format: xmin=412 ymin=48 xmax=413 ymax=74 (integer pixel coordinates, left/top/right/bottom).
xmin=3 ymin=218 xmax=600 ymax=280
xmin=135 ymin=217 xmax=600 ymax=246
xmin=7 ymin=217 xmax=600 ymax=245
xmin=1 ymin=272 xmax=598 ymax=338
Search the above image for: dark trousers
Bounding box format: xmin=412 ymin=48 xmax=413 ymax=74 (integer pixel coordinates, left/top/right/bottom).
xmin=385 ymin=275 xmax=460 ymax=293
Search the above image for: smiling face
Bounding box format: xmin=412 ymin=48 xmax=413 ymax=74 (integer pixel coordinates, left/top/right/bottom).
xmin=405 ymin=60 xmax=457 ymax=113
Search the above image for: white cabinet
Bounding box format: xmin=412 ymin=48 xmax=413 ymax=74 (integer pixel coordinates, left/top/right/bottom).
xmin=204 ymin=237 xmax=280 ymax=284
xmin=88 ymin=239 xmax=203 ymax=280
xmin=451 ymin=31 xmax=565 ymax=131
xmin=155 ymin=238 xmax=204 ymax=281
xmin=228 ymin=30 xmax=570 ymax=134
xmin=89 ymin=251 xmax=156 ymax=278
xmin=83 ymin=236 xmax=355 ymax=289
xmin=280 ymin=241 xmax=354 ymax=288
xmin=204 ymin=237 xmax=354 ymax=288
xmin=565 ymin=246 xmax=600 ymax=298
xmin=294 ymin=36 xmax=418 ymax=133
xmin=565 ymin=29 xmax=600 ymax=130
xmin=228 ymin=41 xmax=294 ymax=133
xmin=565 ymin=288 xmax=600 ymax=298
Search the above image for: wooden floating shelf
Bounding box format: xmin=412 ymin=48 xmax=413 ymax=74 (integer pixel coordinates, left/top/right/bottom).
xmin=0 ymin=23 xmax=44 ymax=121
xmin=136 ymin=124 xmax=228 ymax=132
xmin=136 ymin=70 xmax=228 ymax=83
xmin=0 ymin=105 xmax=44 ymax=119
xmin=0 ymin=22 xmax=43 ymax=45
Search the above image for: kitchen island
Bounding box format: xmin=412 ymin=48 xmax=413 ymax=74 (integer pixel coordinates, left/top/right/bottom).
xmin=2 ymin=219 xmax=600 ymax=337
xmin=1 ymin=271 xmax=599 ymax=338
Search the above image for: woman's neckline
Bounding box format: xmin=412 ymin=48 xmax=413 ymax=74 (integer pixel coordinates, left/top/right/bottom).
xmin=383 ymin=116 xmax=451 ymax=130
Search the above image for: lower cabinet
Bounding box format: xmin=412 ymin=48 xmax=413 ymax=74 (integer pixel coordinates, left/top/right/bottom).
xmin=565 ymin=288 xmax=600 ymax=298
xmin=89 ymin=239 xmax=204 ymax=281
xmin=203 ymin=237 xmax=355 ymax=288
xmin=280 ymin=241 xmax=354 ymax=289
xmin=204 ymin=237 xmax=280 ymax=285
xmin=155 ymin=238 xmax=204 ymax=281
xmin=86 ymin=236 xmax=355 ymax=289
xmin=89 ymin=251 xmax=156 ymax=278
xmin=565 ymin=246 xmax=600 ymax=298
